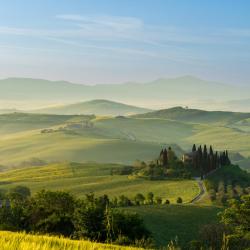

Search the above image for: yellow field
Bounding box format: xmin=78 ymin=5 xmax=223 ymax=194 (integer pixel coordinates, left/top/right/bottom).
xmin=0 ymin=231 xmax=143 ymax=250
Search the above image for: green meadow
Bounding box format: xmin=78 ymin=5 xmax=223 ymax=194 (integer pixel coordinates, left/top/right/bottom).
xmin=0 ymin=162 xmax=199 ymax=203
xmin=0 ymin=107 xmax=248 ymax=248
xmin=0 ymin=111 xmax=249 ymax=169
xmin=127 ymin=204 xmax=222 ymax=247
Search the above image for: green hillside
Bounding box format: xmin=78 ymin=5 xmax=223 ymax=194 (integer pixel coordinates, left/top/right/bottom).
xmin=0 ymin=162 xmax=199 ymax=202
xmin=127 ymin=205 xmax=222 ymax=247
xmin=134 ymin=107 xmax=250 ymax=125
xmin=0 ymin=112 xmax=87 ymax=135
xmin=33 ymin=99 xmax=151 ymax=116
xmin=0 ymin=112 xmax=249 ymax=167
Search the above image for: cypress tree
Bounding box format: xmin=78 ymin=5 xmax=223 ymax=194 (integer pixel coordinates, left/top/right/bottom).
xmin=203 ymin=145 xmax=208 ymax=174
xmin=163 ymin=148 xmax=168 ymax=167
xmin=198 ymin=146 xmax=203 ymax=178
xmin=159 ymin=149 xmax=164 ymax=165
xmin=192 ymin=144 xmax=197 ymax=168
xmin=215 ymin=151 xmax=218 ymax=169
xmin=209 ymin=145 xmax=213 ymax=156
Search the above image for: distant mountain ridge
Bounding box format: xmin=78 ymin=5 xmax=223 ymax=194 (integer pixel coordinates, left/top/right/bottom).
xmin=0 ymin=76 xmax=249 ymax=111
xmin=32 ymin=99 xmax=151 ymax=116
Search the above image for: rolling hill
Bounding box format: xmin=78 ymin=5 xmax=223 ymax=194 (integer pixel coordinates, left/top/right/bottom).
xmin=33 ymin=99 xmax=151 ymax=116
xmin=0 ymin=161 xmax=199 ymax=202
xmin=0 ymin=111 xmax=249 ymax=168
xmin=133 ymin=107 xmax=250 ymax=125
xmin=1 ymin=76 xmax=250 ymax=111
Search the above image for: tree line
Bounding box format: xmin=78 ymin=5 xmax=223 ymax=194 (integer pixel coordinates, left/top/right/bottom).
xmin=0 ymin=187 xmax=152 ymax=248
xmin=190 ymin=144 xmax=231 ymax=178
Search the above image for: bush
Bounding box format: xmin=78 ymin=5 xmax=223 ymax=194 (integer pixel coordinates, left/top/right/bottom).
xmin=187 ymin=240 xmax=203 ymax=250
xmin=199 ymin=223 xmax=228 ymax=250
xmin=165 ymin=199 xmax=170 ymax=204
xmin=146 ymin=192 xmax=154 ymax=205
xmin=208 ymin=189 xmax=217 ymax=201
xmin=111 ymin=210 xmax=151 ymax=243
xmin=176 ymin=197 xmax=183 ymax=204
xmin=134 ymin=193 xmax=145 ymax=205
xmin=223 ymin=233 xmax=250 ymax=250
xmin=9 ymin=186 xmax=31 ymax=198
xmin=0 ymin=189 xmax=151 ymax=247
xmin=155 ymin=197 xmax=162 ymax=205
xmin=29 ymin=190 xmax=75 ymax=236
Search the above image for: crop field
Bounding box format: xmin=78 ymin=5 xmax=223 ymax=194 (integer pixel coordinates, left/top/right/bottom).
xmin=0 ymin=231 xmax=142 ymax=250
xmin=0 ymin=162 xmax=200 ymax=202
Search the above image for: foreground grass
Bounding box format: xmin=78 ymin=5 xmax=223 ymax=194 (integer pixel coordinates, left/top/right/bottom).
xmin=126 ymin=204 xmax=222 ymax=247
xmin=0 ymin=231 xmax=142 ymax=250
xmin=0 ymin=162 xmax=200 ymax=203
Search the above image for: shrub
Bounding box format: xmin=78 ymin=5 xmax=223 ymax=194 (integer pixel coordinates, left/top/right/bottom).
xmin=146 ymin=192 xmax=154 ymax=205
xmin=165 ymin=199 xmax=170 ymax=204
xmin=187 ymin=240 xmax=203 ymax=250
xmin=223 ymin=233 xmax=250 ymax=250
xmin=155 ymin=197 xmax=162 ymax=205
xmin=134 ymin=193 xmax=145 ymax=205
xmin=176 ymin=197 xmax=182 ymax=204
xmin=199 ymin=223 xmax=228 ymax=249
xmin=208 ymin=189 xmax=217 ymax=201
xmin=9 ymin=186 xmax=31 ymax=198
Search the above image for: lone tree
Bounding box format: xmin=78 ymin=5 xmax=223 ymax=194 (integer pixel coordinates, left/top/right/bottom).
xmin=177 ymin=197 xmax=183 ymax=204
xmin=147 ymin=192 xmax=154 ymax=205
xmin=134 ymin=193 xmax=145 ymax=205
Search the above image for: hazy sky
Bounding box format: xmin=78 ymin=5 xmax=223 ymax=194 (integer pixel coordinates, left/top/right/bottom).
xmin=0 ymin=0 xmax=250 ymax=85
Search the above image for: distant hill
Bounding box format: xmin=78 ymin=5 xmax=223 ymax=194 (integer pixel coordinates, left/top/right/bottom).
xmin=0 ymin=109 xmax=19 ymax=114
xmin=33 ymin=99 xmax=151 ymax=116
xmin=134 ymin=106 xmax=250 ymax=125
xmin=1 ymin=76 xmax=250 ymax=110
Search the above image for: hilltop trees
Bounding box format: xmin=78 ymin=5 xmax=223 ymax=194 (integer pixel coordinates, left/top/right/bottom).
xmin=187 ymin=144 xmax=231 ymax=178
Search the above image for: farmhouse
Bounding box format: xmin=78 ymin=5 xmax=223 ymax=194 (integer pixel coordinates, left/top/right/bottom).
xmin=182 ymin=152 xmax=196 ymax=163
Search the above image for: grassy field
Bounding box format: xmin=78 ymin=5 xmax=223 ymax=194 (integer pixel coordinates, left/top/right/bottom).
xmin=0 ymin=112 xmax=249 ymax=168
xmin=0 ymin=162 xmax=200 ymax=202
xmin=0 ymin=205 xmax=222 ymax=249
xmin=126 ymin=204 xmax=222 ymax=247
xmin=0 ymin=231 xmax=142 ymax=250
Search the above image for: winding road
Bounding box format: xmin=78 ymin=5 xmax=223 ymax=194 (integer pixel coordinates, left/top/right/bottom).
xmin=190 ymin=178 xmax=207 ymax=203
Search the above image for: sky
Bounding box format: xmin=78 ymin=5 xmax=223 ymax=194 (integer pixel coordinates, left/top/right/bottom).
xmin=0 ymin=0 xmax=250 ymax=85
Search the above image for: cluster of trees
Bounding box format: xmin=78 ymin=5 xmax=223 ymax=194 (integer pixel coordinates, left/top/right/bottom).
xmin=189 ymin=194 xmax=250 ymax=250
xmin=132 ymin=144 xmax=231 ymax=180
xmin=104 ymin=192 xmax=182 ymax=207
xmin=204 ymin=165 xmax=250 ymax=205
xmin=158 ymin=147 xmax=176 ymax=167
xmin=0 ymin=187 xmax=152 ymax=247
xmin=189 ymin=144 xmax=231 ymax=178
xmin=132 ymin=147 xmax=191 ymax=179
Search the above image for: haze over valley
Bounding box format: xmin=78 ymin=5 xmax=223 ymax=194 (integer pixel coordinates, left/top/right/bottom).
xmin=0 ymin=1 xmax=250 ymax=249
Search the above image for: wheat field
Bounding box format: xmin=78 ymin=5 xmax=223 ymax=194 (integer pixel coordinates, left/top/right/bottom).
xmin=0 ymin=231 xmax=143 ymax=250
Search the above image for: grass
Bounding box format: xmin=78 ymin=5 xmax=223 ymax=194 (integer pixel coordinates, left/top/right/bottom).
xmin=204 ymin=165 xmax=250 ymax=190
xmin=0 ymin=162 xmax=200 ymax=202
xmin=0 ymin=231 xmax=142 ymax=250
xmin=126 ymin=204 xmax=222 ymax=247
xmin=0 ymin=113 xmax=249 ymax=168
